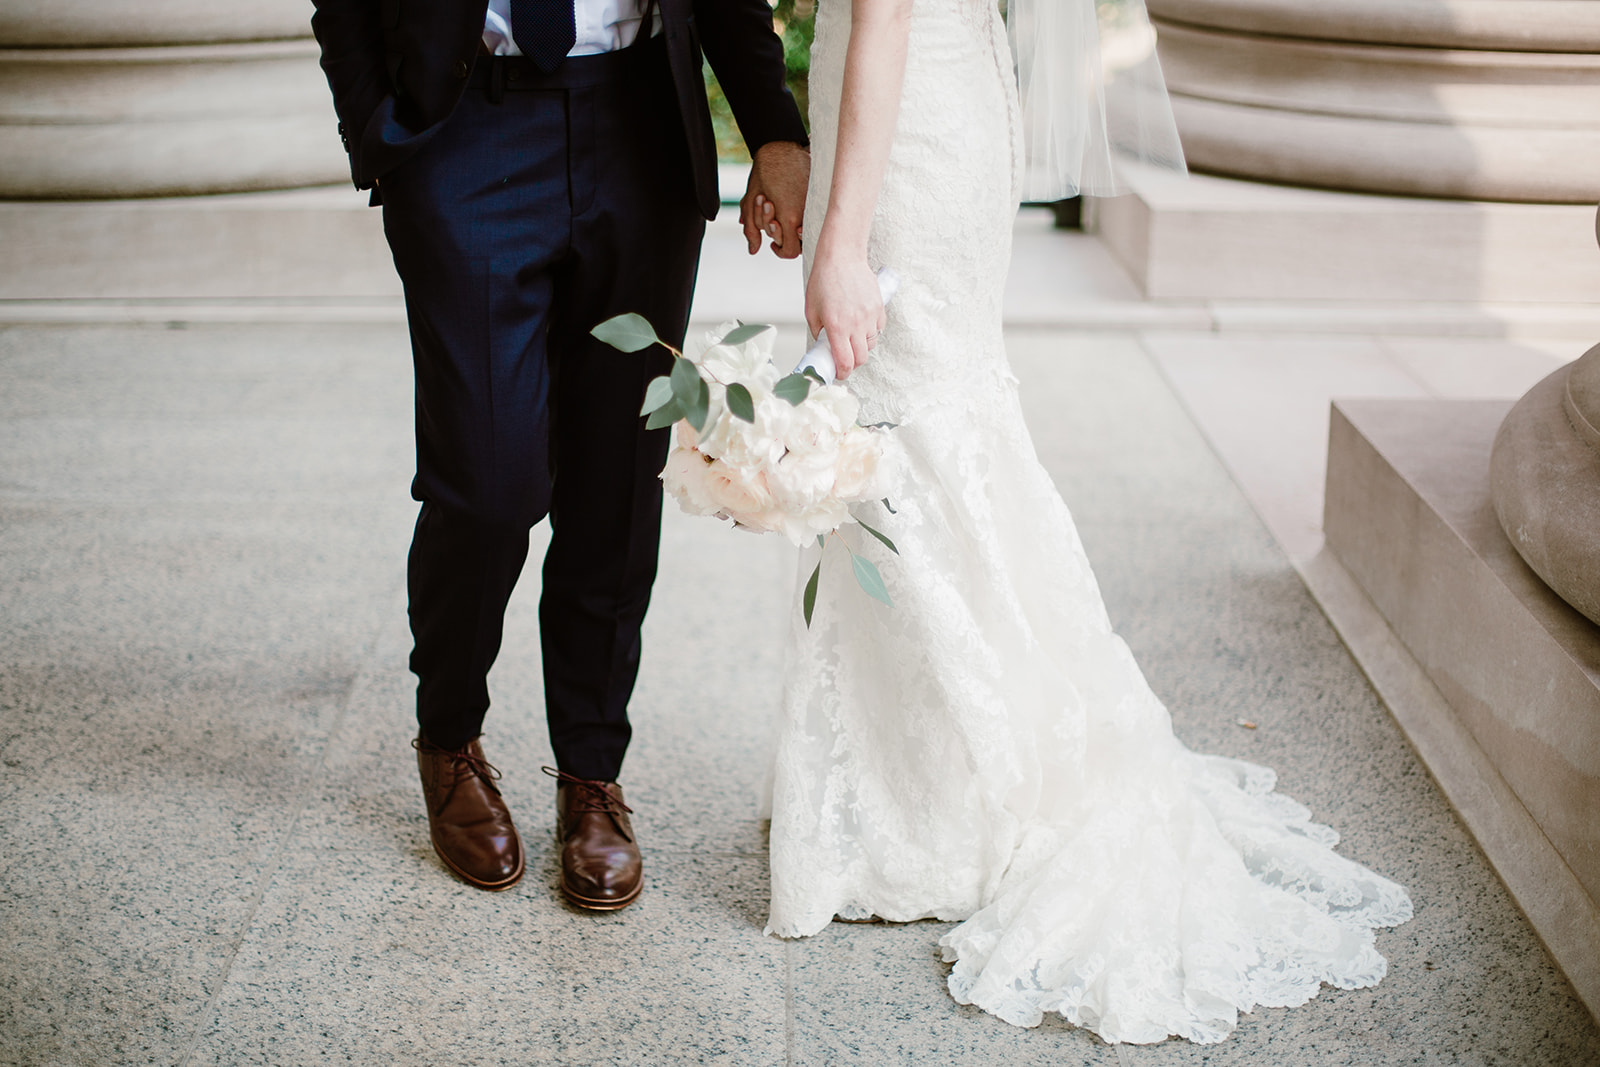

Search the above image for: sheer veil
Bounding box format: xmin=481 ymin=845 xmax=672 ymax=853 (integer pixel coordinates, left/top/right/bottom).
xmin=1006 ymin=0 xmax=1187 ymax=200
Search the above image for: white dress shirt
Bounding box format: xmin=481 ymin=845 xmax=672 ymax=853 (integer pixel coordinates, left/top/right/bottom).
xmin=482 ymin=0 xmax=661 ymax=57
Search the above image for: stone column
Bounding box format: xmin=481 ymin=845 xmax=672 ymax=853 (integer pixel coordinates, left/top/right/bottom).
xmin=0 ymin=1 xmax=348 ymax=198
xmin=1145 ymin=0 xmax=1600 ymax=202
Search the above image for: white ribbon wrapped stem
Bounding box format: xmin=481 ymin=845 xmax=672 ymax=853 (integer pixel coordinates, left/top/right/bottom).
xmin=794 ymin=267 xmax=902 ymax=384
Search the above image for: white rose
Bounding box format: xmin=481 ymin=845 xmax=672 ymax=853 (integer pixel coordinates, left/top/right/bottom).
xmin=750 ymin=391 xmax=797 ymax=450
xmin=660 ymin=446 xmax=721 ymax=517
xmin=696 ymin=387 xmax=788 ymax=471
xmin=694 ymin=322 xmax=781 ymax=387
xmin=810 ymin=381 xmax=860 ymax=429
xmin=832 ymin=427 xmax=886 ymax=501
xmin=779 ymin=497 xmax=849 ymax=546
xmin=684 ymin=321 xmax=740 ymax=365
xmin=702 ymin=348 xmax=760 ymax=386
xmin=767 ymin=448 xmax=838 ymax=512
xmin=780 ymin=397 xmax=845 ymax=465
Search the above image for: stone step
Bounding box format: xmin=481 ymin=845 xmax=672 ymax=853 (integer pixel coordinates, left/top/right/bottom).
xmin=0 ymin=185 xmax=396 ymax=301
xmin=1092 ymin=164 xmax=1600 ymax=303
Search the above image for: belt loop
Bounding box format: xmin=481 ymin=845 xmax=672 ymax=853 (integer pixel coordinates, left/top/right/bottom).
xmin=487 ymin=55 xmax=506 ymax=105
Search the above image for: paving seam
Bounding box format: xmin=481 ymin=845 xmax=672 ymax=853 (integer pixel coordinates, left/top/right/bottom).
xmin=171 ymin=584 xmax=407 ymax=1067
xmin=784 ymin=939 xmax=797 ymax=1067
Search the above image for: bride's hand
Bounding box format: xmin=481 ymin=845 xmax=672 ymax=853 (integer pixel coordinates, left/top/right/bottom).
xmin=805 ymin=248 xmax=885 ymax=380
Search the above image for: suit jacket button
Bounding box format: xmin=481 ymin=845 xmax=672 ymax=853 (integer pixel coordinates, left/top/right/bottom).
xmin=454 ymin=58 xmax=470 ymax=78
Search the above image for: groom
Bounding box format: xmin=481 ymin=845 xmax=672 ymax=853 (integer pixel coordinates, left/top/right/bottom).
xmin=310 ymin=0 xmax=807 ymax=907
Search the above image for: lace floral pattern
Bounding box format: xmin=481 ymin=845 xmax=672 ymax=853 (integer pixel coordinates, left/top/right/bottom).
xmin=765 ymin=0 xmax=1412 ymax=1045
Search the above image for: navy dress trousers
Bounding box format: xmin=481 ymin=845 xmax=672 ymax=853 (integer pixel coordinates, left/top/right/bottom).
xmin=309 ymin=0 xmax=806 ymax=780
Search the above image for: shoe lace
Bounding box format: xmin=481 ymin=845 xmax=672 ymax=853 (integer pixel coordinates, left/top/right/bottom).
xmin=542 ymin=766 xmax=634 ymax=840
xmin=413 ymin=736 xmax=504 ymax=797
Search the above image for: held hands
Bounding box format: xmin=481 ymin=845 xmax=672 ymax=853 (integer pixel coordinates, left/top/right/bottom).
xmin=743 ymin=138 xmax=882 ymax=379
xmin=805 ymin=246 xmax=884 ymax=381
xmin=741 ymin=141 xmax=810 ymax=259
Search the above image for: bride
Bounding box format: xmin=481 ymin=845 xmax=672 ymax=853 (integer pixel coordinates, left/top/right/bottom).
xmin=759 ymin=0 xmax=1414 ymax=1045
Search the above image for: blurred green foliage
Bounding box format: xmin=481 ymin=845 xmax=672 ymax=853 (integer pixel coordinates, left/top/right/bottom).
xmin=703 ymin=0 xmax=814 ymax=162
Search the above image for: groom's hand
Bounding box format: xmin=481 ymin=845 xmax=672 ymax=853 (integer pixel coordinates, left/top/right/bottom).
xmin=741 ymin=141 xmax=810 ymax=259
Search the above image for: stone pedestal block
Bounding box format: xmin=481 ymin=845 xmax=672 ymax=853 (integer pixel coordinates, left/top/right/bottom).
xmin=1324 ymin=398 xmax=1600 ymax=933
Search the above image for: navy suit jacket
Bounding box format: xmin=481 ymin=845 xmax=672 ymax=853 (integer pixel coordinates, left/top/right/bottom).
xmin=309 ymin=0 xmax=807 ymax=218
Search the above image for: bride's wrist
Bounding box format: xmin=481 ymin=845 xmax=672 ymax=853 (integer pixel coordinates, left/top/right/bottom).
xmin=813 ymin=230 xmax=869 ymax=273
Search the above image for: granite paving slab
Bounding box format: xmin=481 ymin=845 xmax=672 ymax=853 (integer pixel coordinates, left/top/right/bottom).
xmin=2 ymin=321 xmax=1597 ymax=1066
xmin=183 ymin=848 xmax=786 ymax=1067
xmin=0 ymin=323 xmax=412 ymax=1067
xmin=788 ymin=919 xmax=1119 ymax=1067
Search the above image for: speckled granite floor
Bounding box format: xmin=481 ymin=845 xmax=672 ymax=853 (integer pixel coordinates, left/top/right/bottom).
xmin=1 ymin=319 xmax=1595 ymax=1066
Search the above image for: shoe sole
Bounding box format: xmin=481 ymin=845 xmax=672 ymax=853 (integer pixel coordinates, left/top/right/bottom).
xmin=431 ymin=832 xmax=526 ymax=892
xmin=559 ymin=874 xmax=643 ymax=911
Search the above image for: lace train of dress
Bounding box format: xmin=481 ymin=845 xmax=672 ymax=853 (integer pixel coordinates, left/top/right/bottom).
xmin=763 ymin=0 xmax=1413 ymax=1045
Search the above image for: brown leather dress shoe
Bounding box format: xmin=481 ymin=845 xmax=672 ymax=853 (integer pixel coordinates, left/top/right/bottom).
xmin=544 ymin=767 xmax=642 ymax=910
xmin=414 ymin=736 xmax=524 ymax=891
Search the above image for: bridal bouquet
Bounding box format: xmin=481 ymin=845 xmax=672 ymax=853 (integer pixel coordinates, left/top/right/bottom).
xmin=591 ymin=314 xmax=897 ymax=626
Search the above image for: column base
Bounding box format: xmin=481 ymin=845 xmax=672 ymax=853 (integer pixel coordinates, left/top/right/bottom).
xmin=1091 ymin=165 xmax=1600 ymax=304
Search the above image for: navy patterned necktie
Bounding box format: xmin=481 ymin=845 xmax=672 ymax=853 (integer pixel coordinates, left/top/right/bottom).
xmin=510 ymin=0 xmax=576 ymax=73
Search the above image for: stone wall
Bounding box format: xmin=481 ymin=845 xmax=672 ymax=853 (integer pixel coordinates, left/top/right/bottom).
xmin=0 ymin=0 xmax=348 ymax=198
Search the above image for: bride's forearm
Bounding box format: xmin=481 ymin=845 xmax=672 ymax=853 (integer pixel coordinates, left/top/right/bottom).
xmin=805 ymin=0 xmax=911 ymax=376
xmin=816 ymin=0 xmax=912 ymax=262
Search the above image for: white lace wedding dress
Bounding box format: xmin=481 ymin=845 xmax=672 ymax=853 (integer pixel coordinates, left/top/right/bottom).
xmin=763 ymin=0 xmax=1413 ymax=1045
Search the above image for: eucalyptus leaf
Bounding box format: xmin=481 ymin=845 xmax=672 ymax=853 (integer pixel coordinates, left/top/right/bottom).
xmin=591 ymin=313 xmax=660 ymax=353
xmin=644 ymin=398 xmax=684 ymax=430
xmin=773 ymin=373 xmax=813 ymax=406
xmin=721 ymin=323 xmax=774 ymax=347
xmin=855 ymin=517 xmax=899 ymax=555
xmin=801 ymin=366 xmax=826 ymax=385
xmin=802 ymin=560 xmax=822 ymax=628
xmin=685 ymin=377 xmax=711 ymax=433
xmin=850 ymin=554 xmax=892 ymax=607
xmin=639 ymin=375 xmax=675 ymax=416
xmin=670 ymin=356 xmax=703 ymax=407
xmin=725 ymin=382 xmax=755 ymax=423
